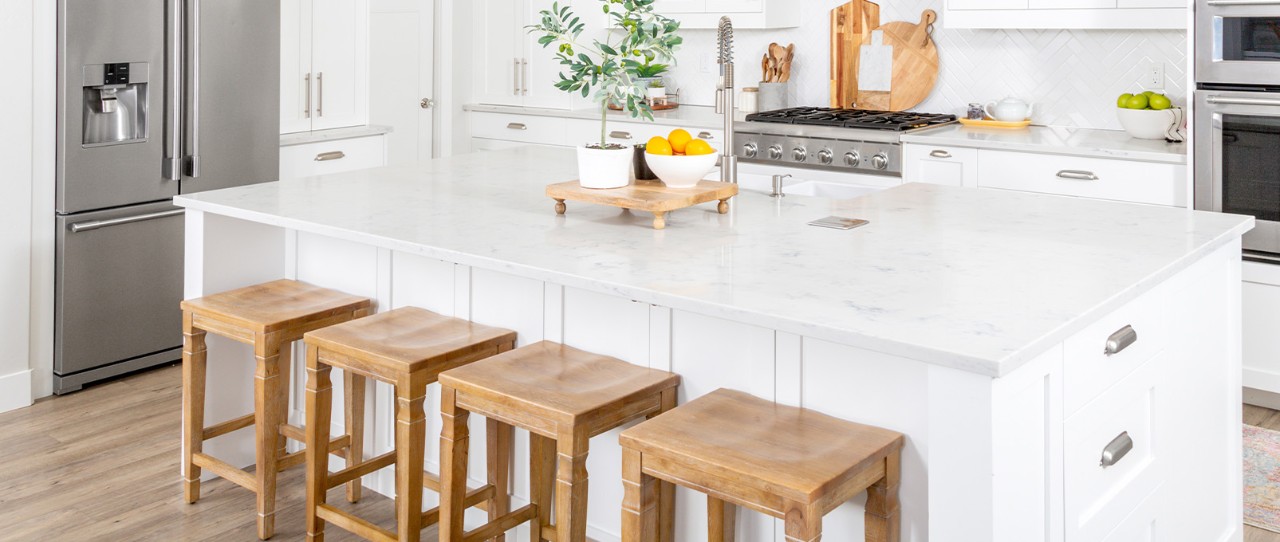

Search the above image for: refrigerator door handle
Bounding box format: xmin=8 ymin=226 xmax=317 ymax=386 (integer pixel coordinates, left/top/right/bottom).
xmin=163 ymin=0 xmax=183 ymax=181
xmin=68 ymin=209 xmax=186 ymax=233
xmin=184 ymin=0 xmax=201 ymax=178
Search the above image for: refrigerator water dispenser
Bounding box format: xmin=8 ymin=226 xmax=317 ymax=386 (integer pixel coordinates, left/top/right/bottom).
xmin=82 ymin=62 xmax=148 ymax=146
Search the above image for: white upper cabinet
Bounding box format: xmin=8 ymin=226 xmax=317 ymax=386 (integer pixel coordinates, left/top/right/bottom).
xmin=472 ymin=0 xmax=573 ymax=110
xmin=653 ymin=0 xmax=798 ymax=28
xmin=280 ymin=0 xmax=369 ymax=134
xmin=944 ymin=0 xmax=1185 ymax=29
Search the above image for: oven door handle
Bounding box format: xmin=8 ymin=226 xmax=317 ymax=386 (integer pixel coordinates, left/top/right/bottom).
xmin=1206 ymin=96 xmax=1280 ymax=107
xmin=1205 ymin=0 xmax=1280 ymax=5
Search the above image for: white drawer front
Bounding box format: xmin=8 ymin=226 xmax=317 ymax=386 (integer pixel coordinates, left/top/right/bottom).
xmin=1063 ymin=286 xmax=1169 ymax=414
xmin=566 ymin=119 xmax=723 ymax=151
xmin=904 ymin=144 xmax=977 ymax=187
xmin=977 ymin=149 xmax=1186 ymax=207
xmin=280 ymin=135 xmax=385 ymax=180
xmin=471 ymin=112 xmax=567 ymax=145
xmin=1065 ymin=356 xmax=1162 ymax=542
xmin=1098 ymin=487 xmax=1160 ymax=542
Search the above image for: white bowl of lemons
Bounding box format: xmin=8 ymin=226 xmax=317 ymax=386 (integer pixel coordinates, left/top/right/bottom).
xmin=1116 ymin=91 xmax=1177 ymax=140
xmin=644 ymin=129 xmax=719 ymax=189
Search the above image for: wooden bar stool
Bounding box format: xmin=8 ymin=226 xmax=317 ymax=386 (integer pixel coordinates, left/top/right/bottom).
xmin=437 ymin=341 xmax=681 ymax=542
xmin=302 ymin=306 xmax=518 ymax=542
xmin=181 ymin=279 xmax=373 ymax=540
xmin=618 ymin=388 xmax=905 ymax=542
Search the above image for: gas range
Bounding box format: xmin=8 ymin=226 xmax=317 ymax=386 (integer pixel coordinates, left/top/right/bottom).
xmin=734 ymin=107 xmax=958 ymax=177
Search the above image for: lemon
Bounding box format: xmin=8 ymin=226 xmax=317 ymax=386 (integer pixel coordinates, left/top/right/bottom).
xmin=684 ymin=139 xmax=715 ymax=156
xmin=668 ymin=129 xmax=693 ymax=154
xmin=646 ymin=136 xmax=673 ymax=156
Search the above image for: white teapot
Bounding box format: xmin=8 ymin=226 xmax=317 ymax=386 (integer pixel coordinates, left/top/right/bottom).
xmin=985 ymin=97 xmax=1035 ymax=122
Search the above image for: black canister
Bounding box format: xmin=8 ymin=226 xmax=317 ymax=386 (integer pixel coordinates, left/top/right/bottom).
xmin=634 ymin=144 xmax=658 ymax=181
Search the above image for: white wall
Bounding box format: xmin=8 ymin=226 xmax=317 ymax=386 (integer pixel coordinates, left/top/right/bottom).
xmin=0 ymin=0 xmax=36 ymax=412
xmin=662 ymin=0 xmax=1186 ymax=130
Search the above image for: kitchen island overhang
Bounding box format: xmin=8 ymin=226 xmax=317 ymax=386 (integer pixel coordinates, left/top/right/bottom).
xmin=175 ymin=146 xmax=1252 ymax=542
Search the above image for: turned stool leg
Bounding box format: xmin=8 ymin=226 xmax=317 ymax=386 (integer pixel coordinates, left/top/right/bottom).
xmin=621 ymin=448 xmax=658 ymax=542
xmin=529 ymin=433 xmax=556 ymax=542
xmin=254 ymin=335 xmax=286 ymax=540
xmin=708 ymin=496 xmax=736 ymax=542
xmin=304 ymin=348 xmax=334 ymax=542
xmin=864 ymin=452 xmax=901 ymax=542
xmin=651 ymin=388 xmax=677 ymax=542
xmin=556 ymin=435 xmax=590 ymax=542
xmin=487 ymin=418 xmax=514 ymax=542
xmin=344 ymin=371 xmax=367 ymax=503
xmin=783 ymin=501 xmax=822 ymax=542
xmin=181 ymin=313 xmax=207 ymax=504
xmin=440 ymin=384 xmax=471 ymax=541
xmin=276 ymin=344 xmax=292 ymax=467
xmin=394 ymin=377 xmax=428 ymax=542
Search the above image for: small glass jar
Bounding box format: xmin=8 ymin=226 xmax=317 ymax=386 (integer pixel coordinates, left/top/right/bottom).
xmin=967 ymin=102 xmax=985 ymax=120
xmin=739 ymin=87 xmax=759 ymax=114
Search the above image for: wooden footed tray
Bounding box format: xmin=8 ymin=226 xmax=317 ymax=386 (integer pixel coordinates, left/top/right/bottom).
xmin=546 ymin=179 xmax=738 ymax=230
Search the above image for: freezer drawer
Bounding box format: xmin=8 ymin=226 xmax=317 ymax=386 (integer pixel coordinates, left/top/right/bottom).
xmin=55 ymin=202 xmax=184 ymax=381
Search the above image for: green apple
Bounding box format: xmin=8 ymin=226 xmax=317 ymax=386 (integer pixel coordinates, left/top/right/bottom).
xmin=1149 ymin=94 xmax=1172 ymax=110
xmin=1142 ymin=90 xmax=1156 ymax=97
xmin=1125 ymin=94 xmax=1149 ymax=110
xmin=1117 ymin=93 xmax=1134 ymax=107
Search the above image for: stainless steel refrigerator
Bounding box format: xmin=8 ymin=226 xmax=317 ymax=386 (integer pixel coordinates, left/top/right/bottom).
xmin=55 ymin=0 xmax=279 ymax=393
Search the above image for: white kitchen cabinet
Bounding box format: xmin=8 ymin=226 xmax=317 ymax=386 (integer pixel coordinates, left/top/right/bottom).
xmin=468 ymin=111 xmax=724 ymax=153
xmin=280 ymin=0 xmax=369 ymax=134
xmin=564 ymin=118 xmax=723 ymax=148
xmin=653 ymin=0 xmax=798 ymax=28
xmin=472 ymin=0 xmax=573 ymax=110
xmin=903 ymin=144 xmax=977 ymax=187
xmin=279 ymin=134 xmax=386 ymax=180
xmin=945 ymin=0 xmax=1185 ymax=29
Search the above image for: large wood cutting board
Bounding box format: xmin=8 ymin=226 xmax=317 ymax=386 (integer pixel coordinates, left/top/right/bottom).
xmin=879 ymin=9 xmax=939 ymax=111
xmin=829 ymin=0 xmax=880 ymax=108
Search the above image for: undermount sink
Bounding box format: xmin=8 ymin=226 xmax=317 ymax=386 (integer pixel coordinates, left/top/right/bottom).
xmin=784 ymin=181 xmax=880 ymax=200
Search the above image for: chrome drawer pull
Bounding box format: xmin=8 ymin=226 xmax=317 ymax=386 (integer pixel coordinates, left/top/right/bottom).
xmin=1206 ymin=95 xmax=1280 ymax=107
xmin=69 ymin=209 xmax=185 ymax=233
xmin=1057 ymin=170 xmax=1099 ymax=181
xmin=929 ymin=150 xmax=952 ymax=159
xmin=1103 ymin=325 xmax=1138 ymax=356
xmin=314 ymin=151 xmax=346 ymax=162
xmin=507 ymin=123 xmax=527 ymax=131
xmin=1100 ymin=431 xmax=1133 ymax=468
xmin=609 ymin=131 xmax=633 ymax=140
xmin=698 ymin=131 xmax=714 ymax=140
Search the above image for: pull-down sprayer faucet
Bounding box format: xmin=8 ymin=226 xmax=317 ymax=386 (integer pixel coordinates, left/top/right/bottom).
xmin=716 ymin=16 xmax=738 ymax=184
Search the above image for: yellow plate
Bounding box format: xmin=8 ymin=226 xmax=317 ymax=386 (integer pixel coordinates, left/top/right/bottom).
xmin=958 ymin=117 xmax=1032 ymax=129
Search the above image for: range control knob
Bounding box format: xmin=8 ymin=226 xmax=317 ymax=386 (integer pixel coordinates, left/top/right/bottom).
xmin=792 ymin=147 xmax=808 ymax=162
xmin=768 ymin=145 xmax=784 ymax=160
xmin=871 ymin=152 xmax=889 ymax=170
xmin=844 ymin=151 xmax=861 ymax=166
xmin=817 ymin=148 xmax=834 ymax=165
xmin=743 ymin=142 xmax=758 ymax=158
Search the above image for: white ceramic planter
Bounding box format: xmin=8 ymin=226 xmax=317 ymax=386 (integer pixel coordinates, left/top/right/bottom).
xmin=576 ymin=145 xmax=633 ymax=189
xmin=647 ymin=87 xmax=667 ymax=100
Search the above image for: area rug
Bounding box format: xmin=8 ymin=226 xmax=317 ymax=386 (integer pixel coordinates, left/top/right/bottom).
xmin=1245 ymin=424 xmax=1280 ymax=533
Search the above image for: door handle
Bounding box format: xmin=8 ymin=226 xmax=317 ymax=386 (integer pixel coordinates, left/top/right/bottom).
xmin=609 ymin=131 xmax=633 ymax=140
xmin=1206 ymin=0 xmax=1280 ymax=5
xmin=314 ymin=151 xmax=346 ymax=162
xmin=304 ymin=73 xmax=312 ymax=118
xmin=1056 ymin=170 xmax=1099 ymax=181
xmin=420 ymin=97 xmax=434 ymax=109
xmin=1104 ymin=325 xmax=1138 ymax=356
xmin=930 ymin=150 xmax=952 ymax=158
xmin=317 ymin=72 xmax=324 ymax=117
xmin=1100 ymin=431 xmax=1134 ymax=468
xmin=1206 ymin=96 xmax=1280 ymax=107
xmin=514 ymin=58 xmax=521 ymax=96
xmin=163 ymin=0 xmax=183 ymax=181
xmin=69 ymin=209 xmax=185 ymax=233
xmin=522 ymin=58 xmax=529 ymax=95
xmin=185 ymin=0 xmax=201 ymax=178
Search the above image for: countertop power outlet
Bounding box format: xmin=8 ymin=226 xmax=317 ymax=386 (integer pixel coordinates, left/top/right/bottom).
xmin=1147 ymin=61 xmax=1165 ymax=90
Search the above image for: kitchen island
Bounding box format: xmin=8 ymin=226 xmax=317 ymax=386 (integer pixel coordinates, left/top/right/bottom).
xmin=175 ymin=146 xmax=1252 ymax=542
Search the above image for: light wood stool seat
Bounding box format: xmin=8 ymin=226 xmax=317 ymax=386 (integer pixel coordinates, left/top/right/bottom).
xmin=438 ymin=341 xmax=681 ymax=542
xmin=302 ymin=307 xmax=517 ymax=542
xmin=181 ymin=279 xmax=373 ymax=540
xmin=618 ymin=388 xmax=905 ymax=542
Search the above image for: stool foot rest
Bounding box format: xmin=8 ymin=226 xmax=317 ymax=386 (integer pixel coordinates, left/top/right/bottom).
xmin=421 ymin=483 xmax=498 ymax=525
xmin=462 ymin=504 xmax=536 ymax=542
xmin=327 ymin=449 xmax=396 ymax=488
xmin=202 ymin=413 xmax=256 ymax=441
xmin=277 ymin=435 xmax=353 ymax=471
xmin=192 ymin=452 xmax=258 ymax=492
xmin=316 ymin=503 xmax=397 ymax=542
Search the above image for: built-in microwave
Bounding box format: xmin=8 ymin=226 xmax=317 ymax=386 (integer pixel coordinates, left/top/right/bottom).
xmin=1194 ymin=89 xmax=1280 ymax=259
xmin=1196 ymin=1 xmax=1280 ymax=86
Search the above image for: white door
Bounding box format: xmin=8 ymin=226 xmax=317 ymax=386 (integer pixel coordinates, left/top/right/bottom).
xmin=312 ymin=0 xmax=369 ymax=130
xmin=472 ymin=0 xmax=523 ymax=107
xmin=280 ymin=0 xmax=313 ymax=134
xmin=521 ymin=0 xmax=573 ymax=109
xmin=370 ymin=0 xmax=434 ymax=165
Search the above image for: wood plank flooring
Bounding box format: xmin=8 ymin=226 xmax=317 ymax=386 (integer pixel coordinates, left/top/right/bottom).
xmin=1246 ymin=404 xmax=1280 ymax=542
xmin=0 ymin=364 xmax=423 ymax=541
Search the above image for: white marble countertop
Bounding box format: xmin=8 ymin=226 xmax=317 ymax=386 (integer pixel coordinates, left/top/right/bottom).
xmin=901 ymin=124 xmax=1188 ymax=164
xmin=280 ymin=125 xmax=393 ymax=147
xmin=464 ymin=103 xmax=742 ymax=129
xmin=175 ymin=147 xmax=1249 ymax=377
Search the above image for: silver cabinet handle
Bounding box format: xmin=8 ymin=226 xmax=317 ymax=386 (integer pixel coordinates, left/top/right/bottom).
xmin=185 ymin=0 xmax=202 ymax=178
xmin=1206 ymin=95 xmax=1280 ymax=107
xmin=1103 ymin=325 xmax=1138 ymax=356
xmin=522 ymin=58 xmax=529 ymax=95
xmin=1100 ymin=431 xmax=1133 ymax=468
xmin=314 ymin=151 xmax=346 ymax=162
xmin=304 ymin=73 xmax=312 ymax=118
xmin=930 ymin=150 xmax=952 ymax=159
xmin=609 ymin=131 xmax=632 ymax=140
xmin=698 ymin=131 xmax=714 ymax=140
xmin=507 ymin=122 xmax=527 ymax=130
xmin=1056 ymin=170 xmax=1098 ymax=181
xmin=514 ymin=58 xmax=521 ymax=96
xmin=69 ymin=209 xmax=185 ymax=233
xmin=163 ymin=0 xmax=183 ymax=181
xmin=316 ymin=72 xmax=324 ymax=117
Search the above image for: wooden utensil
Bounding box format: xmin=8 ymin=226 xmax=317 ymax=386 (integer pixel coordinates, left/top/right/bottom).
xmin=780 ymin=44 xmax=795 ymax=83
xmin=829 ymin=0 xmax=881 ymax=108
xmin=762 ymin=53 xmax=771 ymax=83
xmin=856 ymin=30 xmax=892 ymax=110
xmin=878 ymin=9 xmax=939 ymax=111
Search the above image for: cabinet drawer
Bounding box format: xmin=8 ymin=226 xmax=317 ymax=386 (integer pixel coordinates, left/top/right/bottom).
xmin=565 ymin=119 xmax=723 ymax=150
xmin=903 ymin=144 xmax=977 ymax=186
xmin=1064 ymin=286 xmax=1168 ymax=414
xmin=280 ymin=135 xmax=385 ymax=180
xmin=1065 ymin=356 xmax=1162 ymax=542
xmin=471 ymin=112 xmax=566 ymax=145
xmin=977 ymin=149 xmax=1186 ymax=206
xmin=1097 ymin=487 xmax=1160 ymax=542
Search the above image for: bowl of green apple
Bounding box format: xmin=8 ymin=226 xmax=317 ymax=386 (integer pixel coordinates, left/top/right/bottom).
xmin=1116 ymin=91 xmax=1177 ymax=140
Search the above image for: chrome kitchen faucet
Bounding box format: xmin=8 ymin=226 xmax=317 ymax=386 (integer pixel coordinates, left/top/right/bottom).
xmin=717 ymin=16 xmax=738 ymax=184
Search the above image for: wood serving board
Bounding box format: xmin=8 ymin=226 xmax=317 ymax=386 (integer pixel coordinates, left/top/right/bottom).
xmin=880 ymin=9 xmax=939 ymax=111
xmin=830 ymin=0 xmax=881 ymax=108
xmin=546 ymin=180 xmax=738 ymax=230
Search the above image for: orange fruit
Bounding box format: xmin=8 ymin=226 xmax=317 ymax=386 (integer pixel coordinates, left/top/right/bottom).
xmin=646 ymin=136 xmax=673 ymax=155
xmin=668 ymin=129 xmax=693 ymax=154
xmin=684 ymin=139 xmax=715 ymax=156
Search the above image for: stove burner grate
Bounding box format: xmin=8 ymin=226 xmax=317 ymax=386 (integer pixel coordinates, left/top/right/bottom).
xmin=745 ymin=107 xmax=957 ymax=131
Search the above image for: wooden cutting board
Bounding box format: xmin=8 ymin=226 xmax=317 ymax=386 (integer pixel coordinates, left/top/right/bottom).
xmin=879 ymin=9 xmax=939 ymax=111
xmin=829 ymin=0 xmax=880 ymax=108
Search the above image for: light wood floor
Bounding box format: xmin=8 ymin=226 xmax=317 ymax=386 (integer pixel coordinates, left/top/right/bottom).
xmin=0 ymin=364 xmax=422 ymax=541
xmin=2 ymin=364 xmax=1277 ymax=541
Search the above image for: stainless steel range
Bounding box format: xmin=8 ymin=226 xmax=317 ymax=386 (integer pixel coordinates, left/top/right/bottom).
xmin=733 ymin=108 xmax=957 ymax=176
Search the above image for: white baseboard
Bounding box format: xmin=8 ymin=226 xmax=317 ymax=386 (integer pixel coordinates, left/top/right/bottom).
xmin=0 ymin=369 xmax=33 ymax=414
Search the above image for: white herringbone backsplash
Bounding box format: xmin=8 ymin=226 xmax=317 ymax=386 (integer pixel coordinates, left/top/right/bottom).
xmin=664 ymin=0 xmax=1187 ymax=130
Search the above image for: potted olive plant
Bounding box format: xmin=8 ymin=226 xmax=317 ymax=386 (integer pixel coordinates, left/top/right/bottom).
xmin=529 ymin=0 xmax=681 ymax=189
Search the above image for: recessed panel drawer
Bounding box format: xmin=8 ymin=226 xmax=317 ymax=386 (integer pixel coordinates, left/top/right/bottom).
xmin=1064 ymin=286 xmax=1169 ymax=414
xmin=280 ymin=135 xmax=386 ymax=180
xmin=977 ymin=149 xmax=1186 ymax=207
xmin=471 ymin=112 xmax=567 ymax=145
